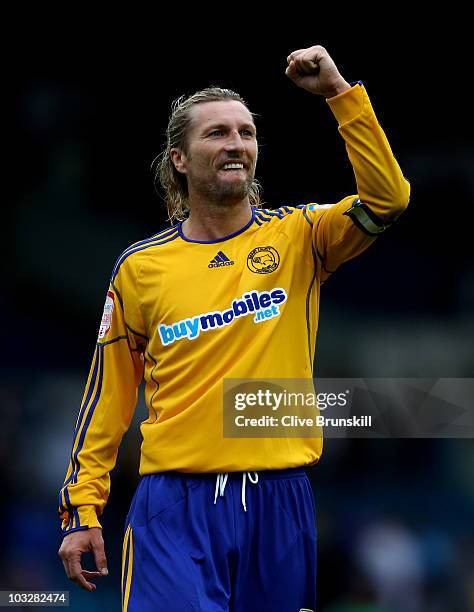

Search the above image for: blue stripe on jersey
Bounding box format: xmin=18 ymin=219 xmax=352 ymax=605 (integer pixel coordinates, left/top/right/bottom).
xmin=73 ymin=507 xmax=80 ymax=529
xmin=74 ymin=347 xmax=100 ymax=437
xmin=61 ymin=347 xmax=100 ymax=494
xmin=262 ymin=208 xmax=285 ymax=219
xmin=59 ymin=482 xmax=69 ymax=512
xmin=302 ymin=208 xmax=313 ymax=227
xmin=64 ymin=487 xmax=71 ymax=510
xmin=58 ymin=486 xmax=72 ymax=517
xmin=111 ymin=227 xmax=177 ymax=274
xmin=273 ymin=206 xmax=294 ymax=216
xmin=255 ymin=211 xmax=271 ymax=223
xmin=118 ymin=226 xmax=177 ymax=259
xmin=112 ymin=228 xmax=179 ymax=276
xmin=60 ymin=348 xmax=99 ymax=501
xmin=72 ymin=346 xmax=104 ymax=484
xmin=111 ymin=230 xmax=179 ymax=281
xmin=62 ymin=521 xmax=90 ymax=535
xmin=257 ymin=211 xmax=275 ymax=220
xmin=254 ymin=216 xmax=263 ymax=226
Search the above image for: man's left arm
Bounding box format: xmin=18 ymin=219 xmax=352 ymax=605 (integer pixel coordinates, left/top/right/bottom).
xmin=325 ymin=80 xmax=410 ymax=227
xmin=286 ymin=45 xmax=410 ymax=277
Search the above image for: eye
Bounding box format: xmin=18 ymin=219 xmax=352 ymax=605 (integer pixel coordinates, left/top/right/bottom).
xmin=240 ymin=129 xmax=255 ymax=137
xmin=208 ymin=130 xmax=225 ymax=137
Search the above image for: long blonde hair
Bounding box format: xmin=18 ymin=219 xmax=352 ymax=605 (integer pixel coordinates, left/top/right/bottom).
xmin=152 ymin=87 xmax=263 ymax=224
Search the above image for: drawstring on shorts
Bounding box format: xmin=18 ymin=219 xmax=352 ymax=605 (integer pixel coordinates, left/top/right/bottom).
xmin=213 ymin=472 xmax=259 ymax=512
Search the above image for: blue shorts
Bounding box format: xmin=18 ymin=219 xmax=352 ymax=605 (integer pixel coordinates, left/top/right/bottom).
xmin=121 ymin=468 xmax=317 ymax=611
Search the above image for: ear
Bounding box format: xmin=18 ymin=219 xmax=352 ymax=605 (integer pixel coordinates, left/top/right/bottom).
xmin=170 ymin=148 xmax=187 ymax=174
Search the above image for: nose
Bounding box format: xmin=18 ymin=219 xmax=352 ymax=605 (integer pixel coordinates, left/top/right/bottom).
xmin=224 ymin=130 xmax=246 ymax=154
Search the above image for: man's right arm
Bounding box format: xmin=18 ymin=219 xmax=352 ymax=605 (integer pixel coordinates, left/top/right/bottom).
xmin=58 ymin=253 xmax=146 ymax=590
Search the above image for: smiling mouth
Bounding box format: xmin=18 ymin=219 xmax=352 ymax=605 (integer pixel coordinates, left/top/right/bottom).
xmin=221 ymin=163 xmax=245 ymax=171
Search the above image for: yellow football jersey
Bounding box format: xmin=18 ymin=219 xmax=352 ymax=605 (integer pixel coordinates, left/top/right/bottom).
xmin=59 ymin=83 xmax=410 ymax=533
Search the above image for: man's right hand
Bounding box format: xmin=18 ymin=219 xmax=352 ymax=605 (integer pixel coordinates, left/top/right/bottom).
xmin=58 ymin=527 xmax=109 ymax=592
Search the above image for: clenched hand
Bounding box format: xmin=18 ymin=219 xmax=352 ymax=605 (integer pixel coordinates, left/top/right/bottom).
xmin=286 ymin=45 xmax=351 ymax=98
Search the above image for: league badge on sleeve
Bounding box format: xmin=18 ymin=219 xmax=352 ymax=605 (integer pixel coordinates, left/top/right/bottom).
xmin=98 ymin=291 xmax=115 ymax=339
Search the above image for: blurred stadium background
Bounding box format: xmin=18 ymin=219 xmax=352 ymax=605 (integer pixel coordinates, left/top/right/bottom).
xmin=1 ymin=22 xmax=473 ymax=611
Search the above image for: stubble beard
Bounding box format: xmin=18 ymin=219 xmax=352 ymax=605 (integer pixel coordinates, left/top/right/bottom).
xmin=190 ymin=169 xmax=255 ymax=207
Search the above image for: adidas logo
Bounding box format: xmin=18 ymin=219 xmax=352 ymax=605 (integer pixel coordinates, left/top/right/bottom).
xmin=208 ymin=251 xmax=235 ymax=268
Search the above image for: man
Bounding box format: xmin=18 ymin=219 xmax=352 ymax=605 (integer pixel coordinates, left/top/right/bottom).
xmin=58 ymin=45 xmax=410 ymax=611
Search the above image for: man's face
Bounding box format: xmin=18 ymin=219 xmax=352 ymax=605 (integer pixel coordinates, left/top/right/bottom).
xmin=173 ymin=100 xmax=258 ymax=206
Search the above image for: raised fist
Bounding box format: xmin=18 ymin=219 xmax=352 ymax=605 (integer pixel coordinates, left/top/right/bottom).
xmin=285 ymin=45 xmax=350 ymax=98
